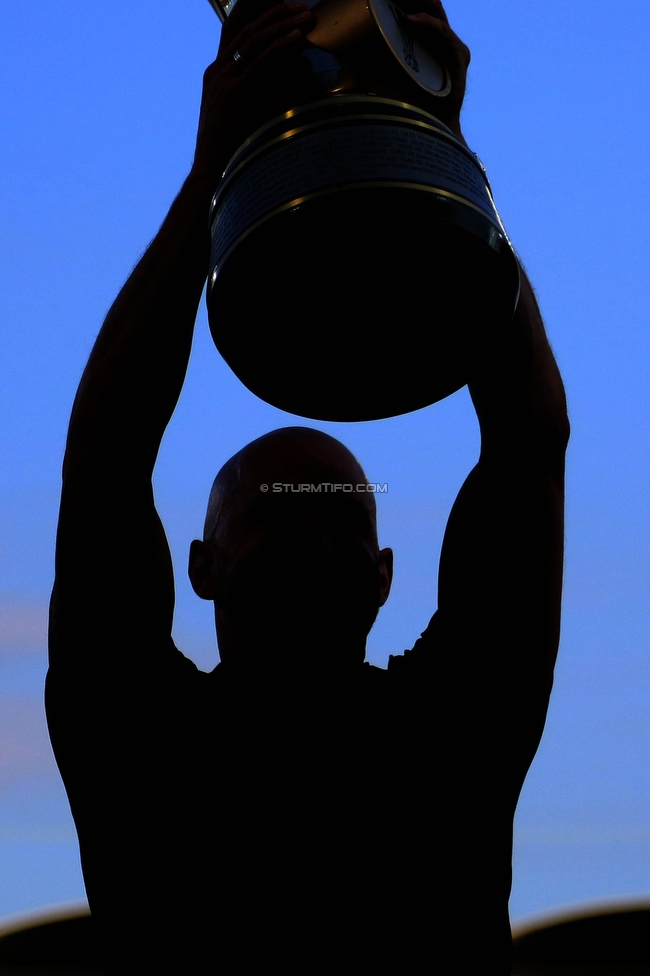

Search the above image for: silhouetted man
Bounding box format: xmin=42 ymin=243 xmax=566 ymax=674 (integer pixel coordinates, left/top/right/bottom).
xmin=46 ymin=1 xmax=569 ymax=972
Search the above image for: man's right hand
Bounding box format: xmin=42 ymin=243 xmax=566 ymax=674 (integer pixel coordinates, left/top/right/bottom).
xmin=193 ymin=0 xmax=317 ymax=185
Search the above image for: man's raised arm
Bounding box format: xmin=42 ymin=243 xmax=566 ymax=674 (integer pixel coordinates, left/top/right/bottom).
xmin=49 ymin=2 xmax=317 ymax=669
xmin=383 ymin=5 xmax=568 ymax=742
xmin=435 ymin=268 xmax=570 ymax=754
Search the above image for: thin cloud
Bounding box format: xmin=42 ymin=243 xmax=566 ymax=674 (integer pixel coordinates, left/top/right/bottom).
xmin=0 ymin=698 xmax=58 ymax=783
xmin=0 ymin=598 xmax=48 ymax=654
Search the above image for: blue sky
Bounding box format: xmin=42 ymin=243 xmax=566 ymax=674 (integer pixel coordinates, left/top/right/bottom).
xmin=1 ymin=0 xmax=649 ymax=925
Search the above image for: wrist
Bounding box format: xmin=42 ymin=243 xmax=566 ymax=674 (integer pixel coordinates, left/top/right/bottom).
xmin=450 ymin=124 xmax=468 ymax=147
xmin=183 ymin=166 xmax=224 ymax=210
xmin=468 ymin=273 xmax=570 ymax=459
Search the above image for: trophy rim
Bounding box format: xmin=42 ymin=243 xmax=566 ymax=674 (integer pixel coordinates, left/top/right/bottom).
xmin=209 ymin=180 xmax=510 ymax=292
xmin=215 ymin=94 xmax=461 ymax=190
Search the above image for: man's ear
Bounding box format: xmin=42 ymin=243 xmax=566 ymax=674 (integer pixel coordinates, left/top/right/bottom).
xmin=378 ymin=547 xmax=393 ymax=607
xmin=188 ymin=539 xmax=219 ymax=601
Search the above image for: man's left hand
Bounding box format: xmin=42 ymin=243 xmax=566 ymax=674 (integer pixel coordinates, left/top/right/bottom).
xmin=403 ymin=0 xmax=470 ymax=139
xmin=193 ymin=0 xmax=317 ymax=186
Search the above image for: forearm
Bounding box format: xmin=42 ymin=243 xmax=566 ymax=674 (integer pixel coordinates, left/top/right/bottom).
xmin=64 ymin=170 xmax=216 ymax=481
xmin=469 ymin=267 xmax=570 ymax=476
xmin=437 ymin=264 xmax=569 ymax=679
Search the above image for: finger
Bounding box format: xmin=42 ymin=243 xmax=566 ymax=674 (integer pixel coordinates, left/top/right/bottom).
xmin=404 ymin=13 xmax=445 ymax=29
xmin=399 ymin=0 xmax=449 ymax=24
xmin=424 ymin=0 xmax=450 ymax=25
xmin=222 ymin=2 xmax=309 ymax=50
xmin=404 ymin=13 xmax=470 ymax=65
xmin=219 ymin=17 xmax=311 ymax=81
xmin=236 ymin=26 xmax=305 ymax=83
xmin=235 ymin=9 xmax=314 ymax=63
xmin=403 ymin=13 xmax=449 ymax=56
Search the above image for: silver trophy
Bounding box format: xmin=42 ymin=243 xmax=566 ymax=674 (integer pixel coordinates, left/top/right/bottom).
xmin=205 ymin=0 xmax=519 ymax=421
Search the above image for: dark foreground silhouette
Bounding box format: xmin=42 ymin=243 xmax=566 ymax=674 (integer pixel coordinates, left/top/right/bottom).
xmin=3 ymin=901 xmax=648 ymax=974
xmin=45 ymin=1 xmax=569 ymax=972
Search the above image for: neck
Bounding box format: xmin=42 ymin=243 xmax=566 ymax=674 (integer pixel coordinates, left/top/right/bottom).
xmin=216 ymin=619 xmax=367 ymax=672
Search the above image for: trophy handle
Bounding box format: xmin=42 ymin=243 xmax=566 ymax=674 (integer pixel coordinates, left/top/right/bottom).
xmin=206 ymin=0 xmax=229 ymax=24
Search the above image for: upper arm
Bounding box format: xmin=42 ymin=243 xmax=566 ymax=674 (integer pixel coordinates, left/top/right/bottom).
xmin=435 ymin=274 xmax=568 ymax=700
xmin=49 ymin=468 xmax=175 ymax=674
xmin=435 ymin=454 xmax=563 ymax=722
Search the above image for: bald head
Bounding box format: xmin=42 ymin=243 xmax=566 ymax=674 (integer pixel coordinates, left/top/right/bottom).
xmin=191 ymin=427 xmax=391 ymax=666
xmin=204 ymin=427 xmax=377 ymax=547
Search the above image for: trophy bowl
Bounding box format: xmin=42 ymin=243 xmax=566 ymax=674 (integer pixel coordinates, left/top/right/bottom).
xmin=206 ymin=2 xmax=520 ymax=421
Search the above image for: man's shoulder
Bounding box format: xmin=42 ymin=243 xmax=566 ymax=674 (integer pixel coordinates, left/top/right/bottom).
xmin=383 ymin=610 xmax=443 ymax=677
xmin=45 ymin=636 xmax=206 ymax=726
xmin=356 ymin=612 xmax=444 ymax=711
